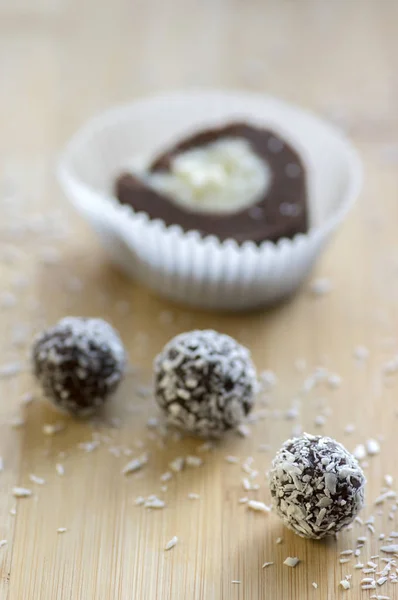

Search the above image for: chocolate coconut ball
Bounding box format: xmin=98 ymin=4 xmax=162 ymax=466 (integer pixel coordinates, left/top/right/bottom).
xmin=269 ymin=433 xmax=366 ymax=539
xmin=154 ymin=329 xmax=257 ymax=438
xmin=32 ymin=317 xmax=126 ymax=416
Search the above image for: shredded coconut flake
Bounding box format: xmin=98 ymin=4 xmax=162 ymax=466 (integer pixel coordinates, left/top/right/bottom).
xmin=367 ymin=439 xmax=381 ymax=456
xmin=43 ymin=422 xmax=65 ymax=436
xmin=310 ymin=278 xmax=332 ymax=296
xmin=353 ymin=444 xmax=367 ymax=460
xmin=340 ymin=580 xmax=350 ymax=590
xmin=284 ymin=557 xmax=299 ymax=568
xmin=122 ymin=454 xmax=148 ymax=475
xmin=55 ymin=463 xmax=65 ymax=476
xmin=247 ymin=500 xmax=271 ymax=514
xmin=381 ymin=545 xmax=398 ymax=553
xmin=185 ymin=455 xmax=203 ymax=468
xmin=12 ymin=487 xmax=32 ymax=498
xmin=169 ymin=457 xmax=184 ymax=472
xmin=29 ymin=474 xmax=45 ymax=485
xmin=164 ymin=536 xmax=178 ymax=551
xmin=145 ymin=496 xmax=165 ymax=509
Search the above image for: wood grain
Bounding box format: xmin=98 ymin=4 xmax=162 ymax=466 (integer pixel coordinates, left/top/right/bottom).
xmin=1 ymin=1 xmax=398 ymax=598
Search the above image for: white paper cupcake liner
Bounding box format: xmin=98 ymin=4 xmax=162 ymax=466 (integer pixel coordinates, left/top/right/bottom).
xmin=58 ymin=90 xmax=362 ymax=311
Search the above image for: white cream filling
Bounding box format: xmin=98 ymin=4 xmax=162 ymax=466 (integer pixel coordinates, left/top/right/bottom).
xmin=145 ymin=138 xmax=271 ymax=215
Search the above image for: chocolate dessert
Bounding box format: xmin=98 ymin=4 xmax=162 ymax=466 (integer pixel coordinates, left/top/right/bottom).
xmin=154 ymin=329 xmax=257 ymax=438
xmin=115 ymin=123 xmax=308 ymax=245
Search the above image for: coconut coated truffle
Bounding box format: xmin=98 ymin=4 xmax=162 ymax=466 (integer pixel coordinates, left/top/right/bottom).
xmin=269 ymin=433 xmax=366 ymax=539
xmin=154 ymin=329 xmax=257 ymax=437
xmin=32 ymin=317 xmax=126 ymax=416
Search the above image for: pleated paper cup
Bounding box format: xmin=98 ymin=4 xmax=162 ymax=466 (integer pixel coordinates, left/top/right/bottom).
xmin=58 ymin=90 xmax=362 ymax=311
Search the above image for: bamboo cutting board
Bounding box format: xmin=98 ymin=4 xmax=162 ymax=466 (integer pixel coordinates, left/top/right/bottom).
xmin=2 ymin=1 xmax=398 ymax=598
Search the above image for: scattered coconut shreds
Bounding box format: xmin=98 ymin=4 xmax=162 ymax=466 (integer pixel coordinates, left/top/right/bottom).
xmin=55 ymin=463 xmax=65 ymax=476
xmin=276 ymin=537 xmax=283 ymax=545
xmin=344 ymin=424 xmax=355 ymax=435
xmin=367 ymin=438 xmax=381 ymax=456
xmin=247 ymin=500 xmax=271 ymax=514
xmin=340 ymin=580 xmax=350 ymax=590
xmin=237 ymin=423 xmax=251 ymax=438
xmin=384 ymin=475 xmax=394 ymax=487
xmin=310 ymin=277 xmax=332 ymax=296
xmin=169 ymin=457 xmax=184 ymax=473
xmin=0 ymin=457 xmax=4 ymax=472
xmin=380 ymin=545 xmax=398 ymax=553
xmin=145 ymin=496 xmax=165 ymax=509
xmin=314 ymin=415 xmax=326 ymax=427
xmin=339 ymin=558 xmax=351 ymax=564
xmin=262 ymin=562 xmax=274 ymax=569
xmin=0 ymin=362 xmax=23 ymax=378
xmin=134 ymin=496 xmax=145 ymax=506
xmin=160 ymin=472 xmax=172 ymax=483
xmin=353 ymin=444 xmax=367 ymax=461
xmin=197 ymin=442 xmax=213 ymax=453
xmin=377 ymin=576 xmax=388 ymax=586
xmin=327 ymin=374 xmax=342 ymax=389
xmin=122 ymin=454 xmax=148 ymax=476
xmin=225 ymin=455 xmax=239 ymax=464
xmin=42 ymin=422 xmax=65 ymax=436
xmin=9 ymin=507 xmax=16 ymax=516
xmin=239 ymin=497 xmax=248 ymax=504
xmin=185 ymin=455 xmax=203 ymax=468
xmin=354 ymin=563 xmax=365 ymax=569
xmin=231 ymin=581 xmax=241 ymax=584
xmin=57 ymin=528 xmax=67 ymax=534
xmin=21 ymin=392 xmax=34 ymax=406
xmin=312 ymin=582 xmax=318 ymax=589
xmin=12 ymin=487 xmax=32 ymax=498
xmin=354 ymin=345 xmax=370 ymax=361
xmin=363 ymin=584 xmax=377 ymax=590
xmin=284 ymin=557 xmax=299 ymax=568
xmin=242 ymin=478 xmax=259 ymax=491
xmin=29 ymin=474 xmax=45 ymax=485
xmin=188 ymin=493 xmax=200 ymax=500
xmin=370 ymin=596 xmax=391 ymax=600
xmin=258 ymin=444 xmax=271 ymax=453
xmin=0 ymin=540 xmax=7 ymax=549
xmin=357 ymin=536 xmax=367 ymax=544
xmin=260 ymin=370 xmax=277 ymax=389
xmin=78 ymin=441 xmax=99 ymax=453
xmin=164 ymin=536 xmax=178 ymax=551
xmin=375 ymin=491 xmax=396 ymax=505
xmin=340 ymin=549 xmax=354 ymax=556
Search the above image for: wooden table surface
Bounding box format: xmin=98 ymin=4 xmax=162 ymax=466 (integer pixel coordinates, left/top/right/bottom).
xmin=2 ymin=1 xmax=398 ymax=598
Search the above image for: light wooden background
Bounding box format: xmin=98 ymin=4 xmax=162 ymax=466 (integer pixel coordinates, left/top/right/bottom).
xmin=1 ymin=1 xmax=398 ymax=598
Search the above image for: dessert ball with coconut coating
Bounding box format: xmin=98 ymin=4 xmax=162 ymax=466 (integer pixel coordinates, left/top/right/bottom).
xmin=269 ymin=433 xmax=366 ymax=539
xmin=32 ymin=317 xmax=126 ymax=416
xmin=154 ymin=329 xmax=257 ymax=437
